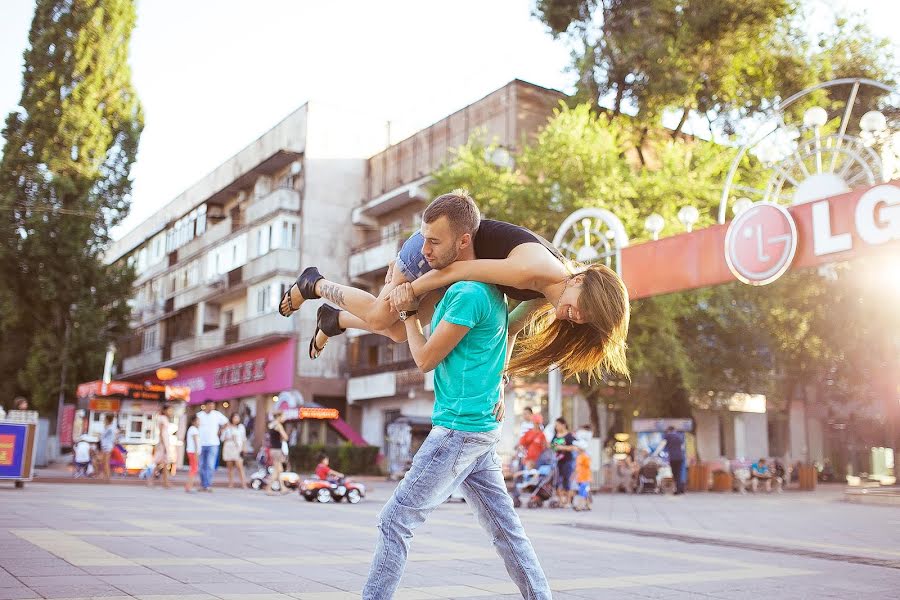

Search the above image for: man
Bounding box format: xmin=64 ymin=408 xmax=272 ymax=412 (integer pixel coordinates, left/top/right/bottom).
xmin=751 ymin=458 xmax=782 ymax=493
xmin=663 ymin=426 xmax=685 ymax=495
xmin=362 ymin=194 xmax=551 ymax=599
xmin=196 ymin=401 xmax=228 ymax=492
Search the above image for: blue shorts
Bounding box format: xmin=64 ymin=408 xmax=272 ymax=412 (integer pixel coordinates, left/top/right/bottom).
xmin=578 ymin=482 xmax=590 ymax=498
xmin=396 ymin=232 xmax=432 ymax=282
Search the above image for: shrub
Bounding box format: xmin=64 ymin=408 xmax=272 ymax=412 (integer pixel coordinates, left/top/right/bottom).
xmin=288 ymin=443 xmax=381 ymax=475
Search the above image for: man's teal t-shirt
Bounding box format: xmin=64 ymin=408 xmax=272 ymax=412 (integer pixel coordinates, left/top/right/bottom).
xmin=431 ymin=281 xmax=507 ymax=432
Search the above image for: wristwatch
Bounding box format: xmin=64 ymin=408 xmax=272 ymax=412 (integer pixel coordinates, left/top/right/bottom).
xmin=399 ymin=310 xmax=418 ymax=322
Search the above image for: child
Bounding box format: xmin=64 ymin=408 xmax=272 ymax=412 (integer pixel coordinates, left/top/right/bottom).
xmin=315 ymin=454 xmax=344 ymax=482
xmin=184 ymin=415 xmax=200 ymax=493
xmin=73 ymin=435 xmax=94 ymax=478
xmin=573 ymin=439 xmax=592 ymax=511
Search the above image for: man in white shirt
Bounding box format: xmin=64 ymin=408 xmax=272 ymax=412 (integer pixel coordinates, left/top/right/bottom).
xmin=196 ymin=401 xmax=228 ymax=492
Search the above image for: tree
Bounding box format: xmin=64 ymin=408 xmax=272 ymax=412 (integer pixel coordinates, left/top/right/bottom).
xmin=430 ymin=104 xmax=773 ymax=432
xmin=533 ymin=0 xmax=895 ymax=137
xmin=0 ymin=0 xmax=143 ymax=414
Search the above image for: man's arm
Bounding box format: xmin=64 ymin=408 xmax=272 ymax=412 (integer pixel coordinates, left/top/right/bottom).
xmin=391 ymin=282 xmax=471 ymax=373
xmin=404 ymin=315 xmax=469 ymax=373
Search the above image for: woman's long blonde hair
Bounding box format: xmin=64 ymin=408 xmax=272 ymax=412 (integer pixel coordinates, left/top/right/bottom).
xmin=507 ymin=263 xmax=630 ymax=381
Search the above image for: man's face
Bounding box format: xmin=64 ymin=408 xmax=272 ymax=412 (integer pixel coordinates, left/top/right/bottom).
xmin=203 ymin=403 xmax=212 ymax=413
xmin=420 ymin=216 xmax=467 ymax=270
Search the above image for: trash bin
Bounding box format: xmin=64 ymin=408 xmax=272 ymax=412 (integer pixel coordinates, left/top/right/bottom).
xmin=688 ymin=464 xmax=710 ymax=491
xmin=712 ymin=470 xmax=732 ymax=492
xmin=798 ymin=464 xmax=817 ymax=490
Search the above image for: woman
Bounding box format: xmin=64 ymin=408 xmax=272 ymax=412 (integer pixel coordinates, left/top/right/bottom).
xmin=149 ymin=404 xmax=173 ymax=488
xmin=221 ymin=413 xmax=247 ymax=489
xmin=551 ymin=418 xmax=577 ymax=508
xmin=266 ymin=412 xmax=288 ymax=496
xmin=279 ymin=190 xmax=629 ymax=381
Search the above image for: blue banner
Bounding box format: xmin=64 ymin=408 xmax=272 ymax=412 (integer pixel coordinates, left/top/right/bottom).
xmin=0 ymin=422 xmax=28 ymax=479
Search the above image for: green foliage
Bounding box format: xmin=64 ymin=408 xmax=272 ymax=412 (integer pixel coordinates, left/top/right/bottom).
xmin=533 ymin=0 xmax=896 ymax=133
xmin=0 ymin=0 xmax=143 ymax=412
xmin=288 ymin=444 xmax=382 ymax=476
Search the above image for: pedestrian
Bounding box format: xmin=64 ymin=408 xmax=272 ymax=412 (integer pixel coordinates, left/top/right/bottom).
xmin=363 ymin=192 xmax=551 ymax=599
xmin=73 ymin=434 xmax=94 ymax=477
xmin=221 ymin=413 xmax=247 ymax=489
xmin=99 ymin=413 xmax=117 ymax=482
xmin=573 ymin=439 xmax=592 ymax=511
xmin=518 ymin=406 xmax=534 ymax=437
xmin=184 ymin=414 xmax=200 ymax=493
xmin=519 ymin=413 xmax=547 ymax=469
xmin=551 ymin=417 xmax=577 ymax=507
xmin=266 ymin=412 xmax=289 ymax=496
xmin=197 ymin=400 xmax=228 ymax=492
xmin=663 ymin=426 xmax=685 ymax=495
xmin=149 ymin=404 xmax=173 ymax=488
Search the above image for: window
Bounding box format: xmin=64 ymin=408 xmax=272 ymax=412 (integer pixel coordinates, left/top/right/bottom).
xmin=141 ymin=328 xmax=157 ymax=352
xmin=224 ymin=310 xmax=234 ymax=328
xmin=257 ymin=226 xmax=270 ymax=256
xmin=256 ymin=285 xmax=271 ymax=314
xmin=381 ymin=221 xmax=401 ymax=242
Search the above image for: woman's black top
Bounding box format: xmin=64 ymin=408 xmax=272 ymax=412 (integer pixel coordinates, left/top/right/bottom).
xmin=268 ymin=427 xmax=283 ymax=449
xmin=472 ymin=220 xmax=564 ymax=301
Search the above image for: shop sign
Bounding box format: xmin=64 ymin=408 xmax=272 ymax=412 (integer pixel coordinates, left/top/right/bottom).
xmin=89 ymin=398 xmax=121 ymax=412
xmin=214 ymin=359 xmax=267 ymax=389
xmin=282 ymin=407 xmax=339 ymax=421
xmin=171 ymin=339 xmax=295 ymax=405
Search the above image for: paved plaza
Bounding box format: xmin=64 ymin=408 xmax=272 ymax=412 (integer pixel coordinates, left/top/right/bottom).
xmin=1 ymin=480 xmax=897 ymax=600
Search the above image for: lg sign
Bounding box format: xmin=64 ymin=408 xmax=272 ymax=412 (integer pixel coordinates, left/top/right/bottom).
xmin=725 ymin=184 xmax=900 ymax=286
xmin=725 ymin=203 xmax=797 ymax=285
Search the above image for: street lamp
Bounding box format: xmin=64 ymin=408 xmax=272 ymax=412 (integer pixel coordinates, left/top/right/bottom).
xmin=677 ymin=205 xmax=699 ymax=232
xmin=803 ymin=106 xmax=828 ymax=128
xmin=732 ymin=197 xmax=754 ymax=217
xmin=644 ymin=213 xmax=665 ymax=240
xmin=859 ymin=110 xmax=887 ymax=133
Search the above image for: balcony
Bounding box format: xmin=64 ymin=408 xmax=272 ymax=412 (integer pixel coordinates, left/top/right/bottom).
xmin=170 ymin=330 xmax=225 ymax=360
xmin=244 ymin=248 xmax=300 ymax=282
xmin=178 ymin=217 xmax=232 ymax=261
xmin=238 ymin=311 xmax=296 ymax=342
xmin=245 ymin=187 xmax=300 ymax=224
xmin=348 ymin=372 xmax=396 ymax=403
xmin=349 ymin=237 xmax=402 ymax=280
xmin=173 ymin=282 xmax=214 ymax=312
xmin=122 ymin=349 xmax=162 ymax=373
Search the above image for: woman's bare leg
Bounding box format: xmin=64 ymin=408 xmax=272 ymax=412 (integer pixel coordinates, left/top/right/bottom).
xmin=237 ymin=461 xmax=247 ymax=489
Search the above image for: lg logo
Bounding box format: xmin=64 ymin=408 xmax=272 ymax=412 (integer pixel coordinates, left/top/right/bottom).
xmin=725 ymin=203 xmax=798 ymax=286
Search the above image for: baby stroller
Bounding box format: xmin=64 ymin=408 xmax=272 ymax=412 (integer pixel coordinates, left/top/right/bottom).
xmin=512 ymin=449 xmax=559 ymax=509
xmin=636 ymin=461 xmax=662 ymax=494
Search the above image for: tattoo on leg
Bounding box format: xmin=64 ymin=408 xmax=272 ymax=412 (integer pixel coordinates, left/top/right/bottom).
xmin=319 ymin=283 xmax=345 ymax=307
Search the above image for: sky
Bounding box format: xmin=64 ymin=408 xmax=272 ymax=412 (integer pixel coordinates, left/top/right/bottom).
xmin=0 ymin=0 xmax=897 ymax=240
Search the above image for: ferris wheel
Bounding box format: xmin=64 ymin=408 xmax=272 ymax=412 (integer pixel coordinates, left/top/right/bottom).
xmin=718 ymin=78 xmax=898 ymax=223
xmin=552 ymin=208 xmax=629 ymax=275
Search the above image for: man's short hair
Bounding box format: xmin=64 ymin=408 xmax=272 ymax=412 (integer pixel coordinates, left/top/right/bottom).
xmin=423 ymin=189 xmax=480 ymax=237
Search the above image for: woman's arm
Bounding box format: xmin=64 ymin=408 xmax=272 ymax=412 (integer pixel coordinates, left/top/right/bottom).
xmin=409 ymin=243 xmax=564 ymax=297
xmin=508 ymin=299 xmax=550 ymax=335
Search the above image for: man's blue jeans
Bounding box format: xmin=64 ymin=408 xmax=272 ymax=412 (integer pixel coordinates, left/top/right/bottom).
xmin=199 ymin=445 xmax=218 ymax=489
xmin=363 ymin=426 xmax=551 ymax=600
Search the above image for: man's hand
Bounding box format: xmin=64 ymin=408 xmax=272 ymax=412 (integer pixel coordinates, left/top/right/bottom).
xmin=389 ymin=283 xmax=420 ymax=312
xmin=493 ymin=383 xmax=506 ymax=422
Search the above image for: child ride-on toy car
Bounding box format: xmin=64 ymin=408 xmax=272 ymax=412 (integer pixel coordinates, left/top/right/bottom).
xmin=299 ymin=477 xmax=366 ymax=503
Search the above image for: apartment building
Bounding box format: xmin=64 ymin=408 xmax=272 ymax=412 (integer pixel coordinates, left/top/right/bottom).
xmin=107 ymin=102 xmax=391 ymax=448
xmin=344 ymin=80 xmax=565 ymax=452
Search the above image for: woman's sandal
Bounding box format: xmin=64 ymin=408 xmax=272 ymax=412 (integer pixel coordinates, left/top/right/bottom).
xmin=309 ymin=304 xmax=346 ymax=360
xmin=279 ymin=267 xmax=324 ymax=317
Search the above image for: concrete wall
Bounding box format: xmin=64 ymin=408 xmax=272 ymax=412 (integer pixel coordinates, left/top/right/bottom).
xmin=108 ymin=106 xmax=310 ymax=264
xmin=693 ymin=410 xmax=721 ymax=460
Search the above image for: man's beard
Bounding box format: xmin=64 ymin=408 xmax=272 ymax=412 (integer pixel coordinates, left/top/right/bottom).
xmin=427 ymin=248 xmax=459 ymax=270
